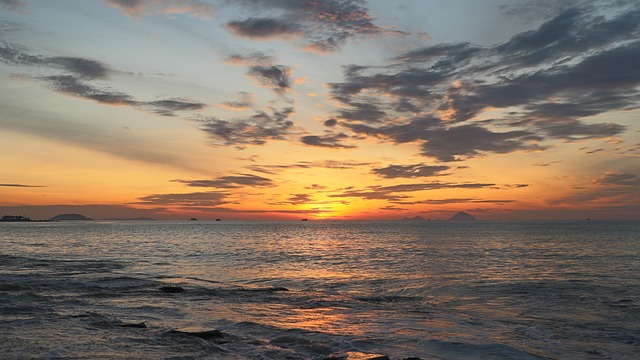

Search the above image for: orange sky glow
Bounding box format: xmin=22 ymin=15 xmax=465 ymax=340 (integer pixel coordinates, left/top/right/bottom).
xmin=1 ymin=0 xmax=639 ymax=220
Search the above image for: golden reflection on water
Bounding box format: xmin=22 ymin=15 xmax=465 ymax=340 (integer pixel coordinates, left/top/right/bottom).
xmin=273 ymin=307 xmax=359 ymax=335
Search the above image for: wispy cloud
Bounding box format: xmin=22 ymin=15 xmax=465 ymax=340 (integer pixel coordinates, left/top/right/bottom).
xmin=300 ymin=132 xmax=355 ymax=149
xmin=372 ymin=163 xmax=450 ymax=179
xmin=596 ymin=172 xmax=640 ymax=187
xmin=0 ymin=183 xmax=45 ymax=187
xmin=172 ymin=173 xmax=274 ymax=188
xmin=219 ymin=92 xmax=255 ymax=111
xmin=327 ymin=181 xmax=500 ymax=202
xmin=40 ymin=75 xmax=205 ymax=116
xmin=1 ymin=42 xmax=206 ymax=117
xmin=103 ymin=0 xmax=216 ymax=18
xmin=134 ymin=191 xmax=230 ymax=207
xmin=246 ymin=160 xmax=371 ymax=174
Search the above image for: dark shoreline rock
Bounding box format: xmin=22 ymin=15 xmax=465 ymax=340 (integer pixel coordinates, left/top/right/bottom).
xmin=167 ymin=329 xmax=225 ymax=341
xmin=159 ymin=286 xmax=185 ymax=293
xmin=118 ymin=322 xmax=147 ymax=328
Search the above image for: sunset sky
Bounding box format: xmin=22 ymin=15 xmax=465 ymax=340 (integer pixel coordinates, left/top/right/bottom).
xmin=1 ymin=0 xmax=639 ymax=220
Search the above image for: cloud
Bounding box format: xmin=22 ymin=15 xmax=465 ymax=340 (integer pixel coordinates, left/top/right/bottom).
xmin=0 ymin=183 xmax=45 ymax=187
xmin=225 ymin=52 xmax=295 ymax=96
xmin=199 ymin=106 xmax=295 ymax=147
xmin=328 ymin=181 xmax=498 ymax=202
xmin=0 ymin=43 xmax=111 ymax=79
xmin=1 ymin=43 xmax=206 ymax=116
xmin=323 ymin=7 xmax=639 ymax=162
xmin=304 ymin=184 xmax=327 ymax=190
xmin=225 ymin=17 xmax=302 ymax=39
xmin=134 ymin=191 xmax=229 ymax=207
xmin=344 ymin=120 xmax=543 ymax=162
xmin=103 ymin=0 xmax=216 ymax=18
xmin=41 ymin=75 xmax=205 ymax=116
xmin=323 ymin=118 xmax=337 ymax=127
xmin=300 ymin=133 xmax=355 ymax=149
xmin=372 ymin=164 xmax=449 ymax=178
xmin=219 ymin=92 xmax=255 ymax=111
xmin=140 ymin=98 xmax=207 ymax=116
xmin=47 ymin=57 xmax=111 ymax=79
xmin=268 ymin=193 xmax=313 ymax=206
xmin=597 ymin=172 xmax=640 ymax=187
xmin=393 ymin=198 xmax=516 ymax=205
xmin=172 ymin=173 xmax=274 ymax=188
xmin=537 ymin=120 xmax=625 ymax=141
xmin=247 ymin=65 xmax=293 ymax=94
xmin=224 ymin=52 xmax=276 ymax=66
xmin=246 ymin=159 xmax=371 ymax=174
xmin=224 ymin=0 xmax=407 ymax=52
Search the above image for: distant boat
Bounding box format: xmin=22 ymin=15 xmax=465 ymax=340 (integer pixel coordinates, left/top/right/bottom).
xmin=215 ymin=218 xmax=221 ymax=221
xmin=190 ymin=218 xmax=198 ymax=221
xmin=301 ymin=218 xmax=308 ymax=221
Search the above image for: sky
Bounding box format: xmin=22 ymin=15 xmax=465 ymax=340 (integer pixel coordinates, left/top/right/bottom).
xmin=1 ymin=0 xmax=639 ymax=221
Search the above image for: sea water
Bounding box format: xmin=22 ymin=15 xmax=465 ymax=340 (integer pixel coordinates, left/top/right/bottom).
xmin=0 ymin=220 xmax=638 ymax=359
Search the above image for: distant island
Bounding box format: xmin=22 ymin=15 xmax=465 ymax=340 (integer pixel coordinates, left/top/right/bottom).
xmin=402 ymin=216 xmax=426 ymax=221
xmin=1 ymin=215 xmax=32 ymax=222
xmin=448 ymin=211 xmax=476 ymax=221
xmin=49 ymin=213 xmax=93 ymax=221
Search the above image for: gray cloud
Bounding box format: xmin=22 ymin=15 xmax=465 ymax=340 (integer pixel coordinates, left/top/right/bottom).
xmin=225 ymin=52 xmax=276 ymax=66
xmin=41 ymin=75 xmax=205 ymax=116
xmin=0 ymin=43 xmax=111 ymax=79
xmin=247 ymin=65 xmax=292 ymax=94
xmin=141 ymin=98 xmax=206 ymax=116
xmin=597 ymin=172 xmax=640 ymax=187
xmin=267 ymin=193 xmax=312 ymax=206
xmin=300 ymin=133 xmax=355 ymax=149
xmin=324 ymin=6 xmax=638 ymax=162
xmin=172 ymin=173 xmax=273 ymax=188
xmin=199 ymin=107 xmax=294 ymax=147
xmin=47 ymin=57 xmax=110 ymax=79
xmin=224 ymin=0 xmax=406 ymax=52
xmin=246 ymin=159 xmax=370 ymax=174
xmin=134 ymin=191 xmax=229 ymax=207
xmin=393 ymin=198 xmax=517 ymax=205
xmin=1 ymin=42 xmax=206 ymax=116
xmin=372 ymin=164 xmax=450 ymax=179
xmin=225 ymin=17 xmax=302 ymax=39
xmin=328 ymin=182 xmax=498 ymax=202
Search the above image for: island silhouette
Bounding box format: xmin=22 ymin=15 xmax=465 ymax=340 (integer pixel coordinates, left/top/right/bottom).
xmin=449 ymin=211 xmax=476 ymax=221
xmin=49 ymin=213 xmax=93 ymax=221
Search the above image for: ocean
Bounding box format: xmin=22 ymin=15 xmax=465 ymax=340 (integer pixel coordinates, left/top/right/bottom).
xmin=1 ymin=220 xmax=638 ymax=359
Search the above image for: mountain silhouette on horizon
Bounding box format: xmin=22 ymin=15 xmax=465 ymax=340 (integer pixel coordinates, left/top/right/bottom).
xmin=448 ymin=211 xmax=476 ymax=221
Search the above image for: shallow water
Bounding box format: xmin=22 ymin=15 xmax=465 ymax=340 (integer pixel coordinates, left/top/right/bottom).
xmin=1 ymin=220 xmax=639 ymax=359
